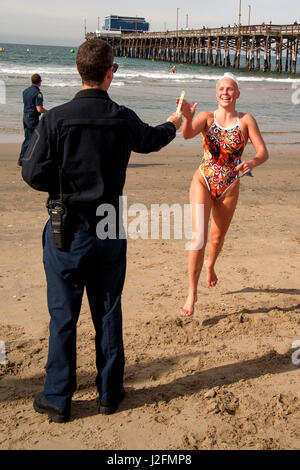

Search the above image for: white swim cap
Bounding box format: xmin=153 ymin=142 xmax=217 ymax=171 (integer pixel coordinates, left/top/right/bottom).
xmin=217 ymin=72 xmax=239 ymax=87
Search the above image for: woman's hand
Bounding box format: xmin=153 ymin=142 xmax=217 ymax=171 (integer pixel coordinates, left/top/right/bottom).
xmin=176 ymin=98 xmax=198 ymax=120
xmin=236 ymin=160 xmax=255 ymax=175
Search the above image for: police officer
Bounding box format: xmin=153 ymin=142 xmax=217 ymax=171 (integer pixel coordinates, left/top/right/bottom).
xmin=21 ymin=39 xmax=182 ymax=423
xmin=18 ymin=73 xmax=47 ymax=166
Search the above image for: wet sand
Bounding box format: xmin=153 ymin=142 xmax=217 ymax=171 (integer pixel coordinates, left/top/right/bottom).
xmin=0 ymin=139 xmax=300 ymax=450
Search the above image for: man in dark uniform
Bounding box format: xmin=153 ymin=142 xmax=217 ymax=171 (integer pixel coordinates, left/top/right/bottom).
xmin=21 ymin=39 xmax=182 ymax=423
xmin=18 ymin=73 xmax=47 ymax=166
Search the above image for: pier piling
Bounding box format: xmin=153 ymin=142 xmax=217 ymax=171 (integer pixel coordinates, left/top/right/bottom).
xmin=87 ymin=24 xmax=300 ymax=74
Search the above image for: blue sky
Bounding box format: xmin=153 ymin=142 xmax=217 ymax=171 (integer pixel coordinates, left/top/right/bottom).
xmin=0 ymin=0 xmax=299 ymax=46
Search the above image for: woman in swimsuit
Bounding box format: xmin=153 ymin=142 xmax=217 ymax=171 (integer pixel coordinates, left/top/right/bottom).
xmin=178 ymin=73 xmax=269 ymax=317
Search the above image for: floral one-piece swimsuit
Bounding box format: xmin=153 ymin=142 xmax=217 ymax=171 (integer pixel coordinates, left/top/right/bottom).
xmin=199 ymin=112 xmax=246 ymax=200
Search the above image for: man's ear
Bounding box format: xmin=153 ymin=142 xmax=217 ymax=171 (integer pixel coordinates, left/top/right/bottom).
xmin=106 ymin=66 xmax=113 ymax=81
xmin=102 ymin=66 xmax=113 ymax=89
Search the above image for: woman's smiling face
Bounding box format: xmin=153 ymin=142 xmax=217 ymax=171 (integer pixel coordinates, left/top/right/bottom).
xmin=216 ymin=78 xmax=240 ymax=109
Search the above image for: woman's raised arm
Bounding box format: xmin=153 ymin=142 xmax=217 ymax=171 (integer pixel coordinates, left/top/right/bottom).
xmin=176 ymin=99 xmax=208 ymax=139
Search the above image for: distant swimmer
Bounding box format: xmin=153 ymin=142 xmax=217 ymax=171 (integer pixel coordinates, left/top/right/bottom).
xmin=170 ymin=66 xmax=177 ymax=74
xmin=18 ymin=74 xmax=47 ymax=167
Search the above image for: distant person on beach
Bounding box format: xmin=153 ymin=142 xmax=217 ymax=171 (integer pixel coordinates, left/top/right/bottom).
xmin=18 ymin=73 xmax=47 ymax=166
xmin=177 ymin=72 xmax=268 ymax=317
xmin=170 ymin=65 xmax=177 ymax=74
xmin=21 ymin=38 xmax=182 ymax=423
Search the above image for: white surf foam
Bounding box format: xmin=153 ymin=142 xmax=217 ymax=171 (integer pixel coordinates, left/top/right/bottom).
xmin=1 ymin=63 xmax=299 ymax=85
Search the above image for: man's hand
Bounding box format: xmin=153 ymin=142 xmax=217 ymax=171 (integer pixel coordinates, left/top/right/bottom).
xmin=167 ymin=112 xmax=182 ymax=130
xmin=36 ymin=106 xmax=47 ymax=114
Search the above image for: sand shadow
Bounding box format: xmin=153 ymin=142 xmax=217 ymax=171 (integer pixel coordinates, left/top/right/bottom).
xmin=128 ymin=163 xmax=165 ymax=168
xmin=72 ymin=348 xmax=297 ymax=419
xmin=225 ymin=287 xmax=300 ymax=295
xmin=0 ymin=350 xmax=200 ymax=404
xmin=202 ymin=302 xmax=300 ymax=327
xmin=1 ymin=348 xmax=298 ymax=421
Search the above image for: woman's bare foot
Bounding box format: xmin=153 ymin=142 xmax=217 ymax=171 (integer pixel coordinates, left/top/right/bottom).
xmin=180 ymin=294 xmax=197 ymax=317
xmin=206 ymin=261 xmax=218 ymax=288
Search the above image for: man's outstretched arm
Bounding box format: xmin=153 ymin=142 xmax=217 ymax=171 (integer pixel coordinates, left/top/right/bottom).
xmin=127 ymin=109 xmax=182 ymax=154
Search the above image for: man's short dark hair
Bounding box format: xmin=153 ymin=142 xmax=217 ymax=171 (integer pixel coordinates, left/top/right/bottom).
xmin=76 ymin=39 xmax=114 ymax=85
xmin=31 ymin=74 xmax=41 ymax=85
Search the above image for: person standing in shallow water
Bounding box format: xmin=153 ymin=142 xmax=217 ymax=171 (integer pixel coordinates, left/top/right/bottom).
xmin=178 ymin=73 xmax=269 ymax=317
xmin=18 ymin=74 xmax=47 ymax=166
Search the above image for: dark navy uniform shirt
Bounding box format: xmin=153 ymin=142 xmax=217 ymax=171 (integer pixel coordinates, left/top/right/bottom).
xmin=21 ymin=88 xmax=176 ymax=234
xmin=23 ymin=85 xmax=43 ymax=116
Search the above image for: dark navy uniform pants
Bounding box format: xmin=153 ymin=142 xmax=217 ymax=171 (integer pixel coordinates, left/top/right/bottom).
xmin=19 ymin=114 xmax=39 ymax=165
xmin=42 ymin=220 xmax=127 ymax=410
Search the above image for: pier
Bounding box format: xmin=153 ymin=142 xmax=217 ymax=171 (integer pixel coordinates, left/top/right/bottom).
xmin=86 ymin=24 xmax=300 ymax=74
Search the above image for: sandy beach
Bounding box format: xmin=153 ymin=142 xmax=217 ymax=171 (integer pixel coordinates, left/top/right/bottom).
xmin=0 ymin=138 xmax=300 ymax=450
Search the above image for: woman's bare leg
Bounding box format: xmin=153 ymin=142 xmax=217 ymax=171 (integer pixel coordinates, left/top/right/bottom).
xmin=181 ymin=171 xmax=212 ymax=316
xmin=206 ymin=181 xmax=240 ymax=288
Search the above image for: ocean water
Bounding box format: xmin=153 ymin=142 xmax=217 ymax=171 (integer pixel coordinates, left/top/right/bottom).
xmin=0 ymin=43 xmax=300 ymax=145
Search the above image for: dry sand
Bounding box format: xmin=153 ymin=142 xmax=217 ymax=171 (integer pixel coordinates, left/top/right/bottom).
xmin=0 ymin=139 xmax=300 ymax=450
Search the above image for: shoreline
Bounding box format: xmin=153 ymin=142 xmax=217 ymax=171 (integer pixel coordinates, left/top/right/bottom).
xmin=1 ymin=135 xmax=300 ymax=154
